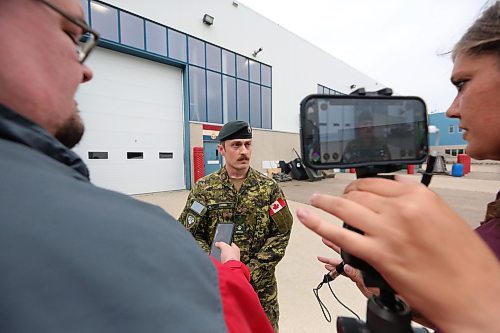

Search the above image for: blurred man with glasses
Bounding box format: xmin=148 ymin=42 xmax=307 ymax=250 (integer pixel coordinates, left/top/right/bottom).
xmin=0 ymin=1 xmax=273 ymax=332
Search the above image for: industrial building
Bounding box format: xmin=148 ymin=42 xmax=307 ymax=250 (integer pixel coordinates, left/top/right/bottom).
xmin=428 ymin=112 xmax=467 ymax=160
xmin=76 ymin=0 xmax=475 ymax=195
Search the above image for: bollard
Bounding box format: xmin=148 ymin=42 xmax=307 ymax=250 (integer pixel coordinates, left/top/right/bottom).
xmin=451 ymin=163 xmax=464 ymax=177
xmin=407 ymin=164 xmax=415 ymax=174
xmin=193 ymin=147 xmax=204 ymax=182
xmin=457 ymin=154 xmax=471 ymax=174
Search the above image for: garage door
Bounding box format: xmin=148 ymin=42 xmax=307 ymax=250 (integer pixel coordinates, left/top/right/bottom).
xmin=74 ymin=47 xmax=185 ymax=195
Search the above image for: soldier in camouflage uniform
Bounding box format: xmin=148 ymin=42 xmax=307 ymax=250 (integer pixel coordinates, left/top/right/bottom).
xmin=179 ymin=121 xmax=293 ymax=332
xmin=343 ymin=136 xmax=391 ymax=163
xmin=342 ymin=111 xmax=391 ymax=163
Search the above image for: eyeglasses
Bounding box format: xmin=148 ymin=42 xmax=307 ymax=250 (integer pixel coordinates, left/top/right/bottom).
xmin=41 ymin=0 xmax=100 ymax=63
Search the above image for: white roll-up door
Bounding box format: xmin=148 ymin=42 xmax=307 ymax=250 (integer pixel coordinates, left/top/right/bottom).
xmin=74 ymin=47 xmax=185 ymax=194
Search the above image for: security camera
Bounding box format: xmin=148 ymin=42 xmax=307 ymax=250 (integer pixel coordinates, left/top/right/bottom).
xmin=252 ymin=47 xmax=263 ymax=57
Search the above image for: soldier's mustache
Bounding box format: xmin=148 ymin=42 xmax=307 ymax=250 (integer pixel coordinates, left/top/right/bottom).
xmin=237 ymin=156 xmax=249 ymax=161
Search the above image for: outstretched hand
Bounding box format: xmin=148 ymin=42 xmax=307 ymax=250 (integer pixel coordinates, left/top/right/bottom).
xmin=318 ymin=238 xmax=377 ymax=299
xmin=296 ymin=176 xmax=500 ymax=333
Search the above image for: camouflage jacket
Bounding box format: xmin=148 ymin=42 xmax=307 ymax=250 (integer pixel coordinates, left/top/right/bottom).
xmin=343 ymin=137 xmax=391 ymax=163
xmin=178 ymin=166 xmax=293 ymax=328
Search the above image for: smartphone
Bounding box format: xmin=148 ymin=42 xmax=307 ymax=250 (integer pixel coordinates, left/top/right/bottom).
xmin=210 ymin=223 xmax=235 ymax=262
xmin=300 ymin=94 xmax=429 ymax=169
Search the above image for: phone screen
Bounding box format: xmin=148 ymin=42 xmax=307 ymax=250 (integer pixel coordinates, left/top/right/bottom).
xmin=300 ymin=95 xmax=429 ymax=169
xmin=210 ymin=223 xmax=235 ymax=262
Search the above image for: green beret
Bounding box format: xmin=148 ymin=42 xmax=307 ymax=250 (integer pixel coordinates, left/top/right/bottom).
xmin=218 ymin=121 xmax=252 ymax=141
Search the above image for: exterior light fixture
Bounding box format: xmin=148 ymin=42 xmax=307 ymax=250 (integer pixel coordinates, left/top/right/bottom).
xmin=252 ymin=47 xmax=263 ymax=57
xmin=203 ymin=14 xmax=214 ymax=26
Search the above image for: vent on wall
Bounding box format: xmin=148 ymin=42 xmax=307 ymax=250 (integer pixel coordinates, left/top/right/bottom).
xmin=88 ymin=151 xmax=108 ymax=159
xmin=127 ymin=152 xmax=144 ymax=159
xmin=159 ymin=152 xmax=174 ymax=159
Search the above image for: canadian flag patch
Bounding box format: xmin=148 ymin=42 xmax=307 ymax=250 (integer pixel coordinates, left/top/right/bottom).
xmin=269 ymin=198 xmax=287 ymax=216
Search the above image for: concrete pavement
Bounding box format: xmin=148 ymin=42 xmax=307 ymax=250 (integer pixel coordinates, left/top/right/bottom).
xmin=134 ymin=165 xmax=499 ymax=332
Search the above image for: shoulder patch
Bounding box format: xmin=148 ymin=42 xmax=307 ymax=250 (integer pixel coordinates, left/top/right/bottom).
xmin=269 ymin=198 xmax=287 ymax=216
xmin=269 ymin=198 xmax=293 ymax=233
xmin=186 ymin=213 xmax=198 ymax=230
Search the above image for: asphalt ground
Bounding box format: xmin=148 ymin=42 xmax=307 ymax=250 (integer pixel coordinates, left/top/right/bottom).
xmin=280 ymin=164 xmax=500 ymax=228
xmin=134 ymin=163 xmax=499 ymax=332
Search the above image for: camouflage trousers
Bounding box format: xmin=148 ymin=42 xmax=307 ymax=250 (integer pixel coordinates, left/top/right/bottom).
xmin=259 ymin=290 xmax=279 ymax=332
xmin=253 ymin=273 xmax=280 ymax=332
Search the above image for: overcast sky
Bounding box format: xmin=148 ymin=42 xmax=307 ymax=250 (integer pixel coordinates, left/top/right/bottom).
xmin=239 ymin=0 xmax=490 ymax=114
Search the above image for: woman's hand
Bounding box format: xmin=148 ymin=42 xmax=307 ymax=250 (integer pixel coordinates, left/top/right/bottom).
xmin=318 ymin=238 xmax=378 ymax=299
xmin=296 ymin=177 xmax=500 ymax=333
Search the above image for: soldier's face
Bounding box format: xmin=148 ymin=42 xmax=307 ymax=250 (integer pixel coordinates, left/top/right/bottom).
xmin=219 ymin=139 xmax=252 ymax=172
xmin=358 ymin=120 xmax=374 ymax=138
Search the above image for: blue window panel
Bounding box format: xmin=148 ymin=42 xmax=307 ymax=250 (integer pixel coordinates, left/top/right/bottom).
xmin=261 ymin=64 xmax=272 ymax=87
xmin=317 ymin=84 xmax=324 ymax=93
xmin=250 ymin=83 xmax=261 ymax=128
xmin=207 ymin=71 xmax=223 ymax=124
xmin=222 ymin=75 xmax=236 ymax=122
xmin=120 ymin=12 xmax=144 ymax=49
xmin=206 ymin=44 xmax=222 ymax=72
xmin=145 ymin=21 xmax=167 ymax=56
xmin=80 ymin=0 xmax=89 ymax=22
xmin=168 ymin=29 xmax=187 ymax=62
xmin=249 ymin=60 xmax=260 ymax=84
xmin=189 ymin=66 xmax=207 ymax=122
xmin=262 ymin=87 xmax=272 ymax=129
xmin=237 ymin=79 xmax=249 ymax=123
xmin=222 ymin=49 xmax=235 ymax=76
xmin=236 ymin=55 xmax=249 ymax=80
xmin=90 ymin=1 xmax=118 ymax=42
xmin=188 ymin=37 xmax=205 ymax=67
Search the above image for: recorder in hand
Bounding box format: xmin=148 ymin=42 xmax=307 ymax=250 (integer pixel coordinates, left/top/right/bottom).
xmin=210 ymin=223 xmax=235 ymax=262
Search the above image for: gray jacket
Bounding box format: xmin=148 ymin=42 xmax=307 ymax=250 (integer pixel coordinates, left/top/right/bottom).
xmin=0 ymin=104 xmax=227 ymax=332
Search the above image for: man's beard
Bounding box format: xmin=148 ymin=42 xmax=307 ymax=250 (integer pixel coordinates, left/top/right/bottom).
xmin=54 ymin=111 xmax=85 ymax=149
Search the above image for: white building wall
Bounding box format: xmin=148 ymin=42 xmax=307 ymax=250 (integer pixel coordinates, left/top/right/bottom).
xmin=103 ymin=0 xmax=384 ymax=133
xmin=75 ymin=47 xmax=186 ymax=194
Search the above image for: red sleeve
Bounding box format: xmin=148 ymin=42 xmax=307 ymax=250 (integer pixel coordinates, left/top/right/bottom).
xmin=211 ymin=257 xmax=274 ymax=333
